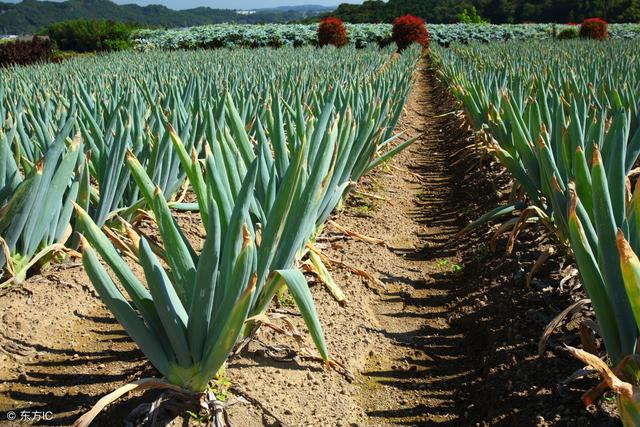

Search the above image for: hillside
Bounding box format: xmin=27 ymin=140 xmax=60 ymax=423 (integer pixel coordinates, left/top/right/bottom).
xmin=0 ymin=0 xmax=333 ymax=34
xmin=328 ymin=0 xmax=640 ymax=24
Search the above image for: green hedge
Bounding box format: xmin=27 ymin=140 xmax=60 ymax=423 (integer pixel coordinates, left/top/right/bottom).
xmin=46 ymin=19 xmax=138 ymax=52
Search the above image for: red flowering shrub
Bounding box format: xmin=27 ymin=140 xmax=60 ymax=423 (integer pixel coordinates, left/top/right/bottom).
xmin=317 ymin=17 xmax=348 ymax=48
xmin=580 ymin=18 xmax=609 ymax=40
xmin=567 ymin=22 xmax=579 ymax=26
xmin=392 ymin=15 xmax=429 ymax=51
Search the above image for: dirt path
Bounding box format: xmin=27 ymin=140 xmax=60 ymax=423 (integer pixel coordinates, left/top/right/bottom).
xmin=325 ymin=60 xmax=475 ymax=425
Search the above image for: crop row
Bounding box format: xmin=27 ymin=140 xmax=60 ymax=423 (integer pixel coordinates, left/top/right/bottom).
xmin=132 ymin=23 xmax=640 ymax=50
xmin=433 ymin=39 xmax=640 ymax=423
xmin=0 ymin=45 xmax=421 ymax=420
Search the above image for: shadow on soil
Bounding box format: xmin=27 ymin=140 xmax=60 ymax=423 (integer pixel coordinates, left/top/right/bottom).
xmin=359 ymin=68 xmax=617 ymax=426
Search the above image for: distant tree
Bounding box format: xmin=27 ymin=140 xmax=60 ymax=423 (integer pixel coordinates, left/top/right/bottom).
xmin=458 ymin=6 xmax=489 ymax=23
xmin=325 ymin=0 xmax=640 ymax=24
xmin=1 ymin=0 xmax=638 ymax=34
xmin=0 ymin=0 xmax=334 ymax=35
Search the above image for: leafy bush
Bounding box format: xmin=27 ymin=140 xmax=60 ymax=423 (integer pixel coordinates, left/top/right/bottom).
xmin=46 ymin=19 xmax=137 ymax=52
xmin=580 ymin=18 xmax=609 ymax=40
xmin=317 ymin=17 xmax=348 ymax=47
xmin=558 ymin=28 xmax=579 ymax=40
xmin=392 ymin=15 xmax=429 ymax=51
xmin=0 ymin=37 xmax=54 ymax=67
xmin=458 ymin=6 xmax=489 ymax=24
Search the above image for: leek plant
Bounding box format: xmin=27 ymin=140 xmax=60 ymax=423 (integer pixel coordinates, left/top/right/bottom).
xmin=74 ymin=113 xmax=334 ymax=422
xmin=434 ymin=39 xmax=640 ymax=421
xmin=0 ymin=45 xmax=420 ymax=421
xmin=76 ymin=79 xmax=204 ymax=226
xmin=0 ymin=116 xmax=85 ymax=285
xmin=161 ymin=46 xmax=420 ymax=330
xmin=128 ymin=104 xmax=337 ymax=350
xmin=74 ymin=156 xmax=328 ymax=424
xmin=78 ymin=156 xmax=327 ymax=394
xmin=1 ymin=45 xmax=414 ymax=231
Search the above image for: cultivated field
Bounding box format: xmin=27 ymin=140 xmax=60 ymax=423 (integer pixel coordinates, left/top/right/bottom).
xmin=1 ymin=22 xmax=640 ymax=427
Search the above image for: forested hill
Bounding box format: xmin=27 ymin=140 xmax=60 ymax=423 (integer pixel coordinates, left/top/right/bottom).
xmin=0 ymin=0 xmax=332 ymax=34
xmin=329 ymin=0 xmax=640 ymax=24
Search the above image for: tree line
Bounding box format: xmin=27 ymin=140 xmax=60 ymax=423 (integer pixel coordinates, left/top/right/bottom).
xmin=329 ymin=0 xmax=640 ymax=24
xmin=0 ymin=0 xmax=331 ymax=35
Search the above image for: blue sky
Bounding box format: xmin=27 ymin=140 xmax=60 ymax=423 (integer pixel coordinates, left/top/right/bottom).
xmin=4 ymin=0 xmax=366 ymax=10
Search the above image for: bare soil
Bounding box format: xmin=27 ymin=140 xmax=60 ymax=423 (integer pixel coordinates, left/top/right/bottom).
xmin=0 ymin=60 xmax=619 ymax=426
